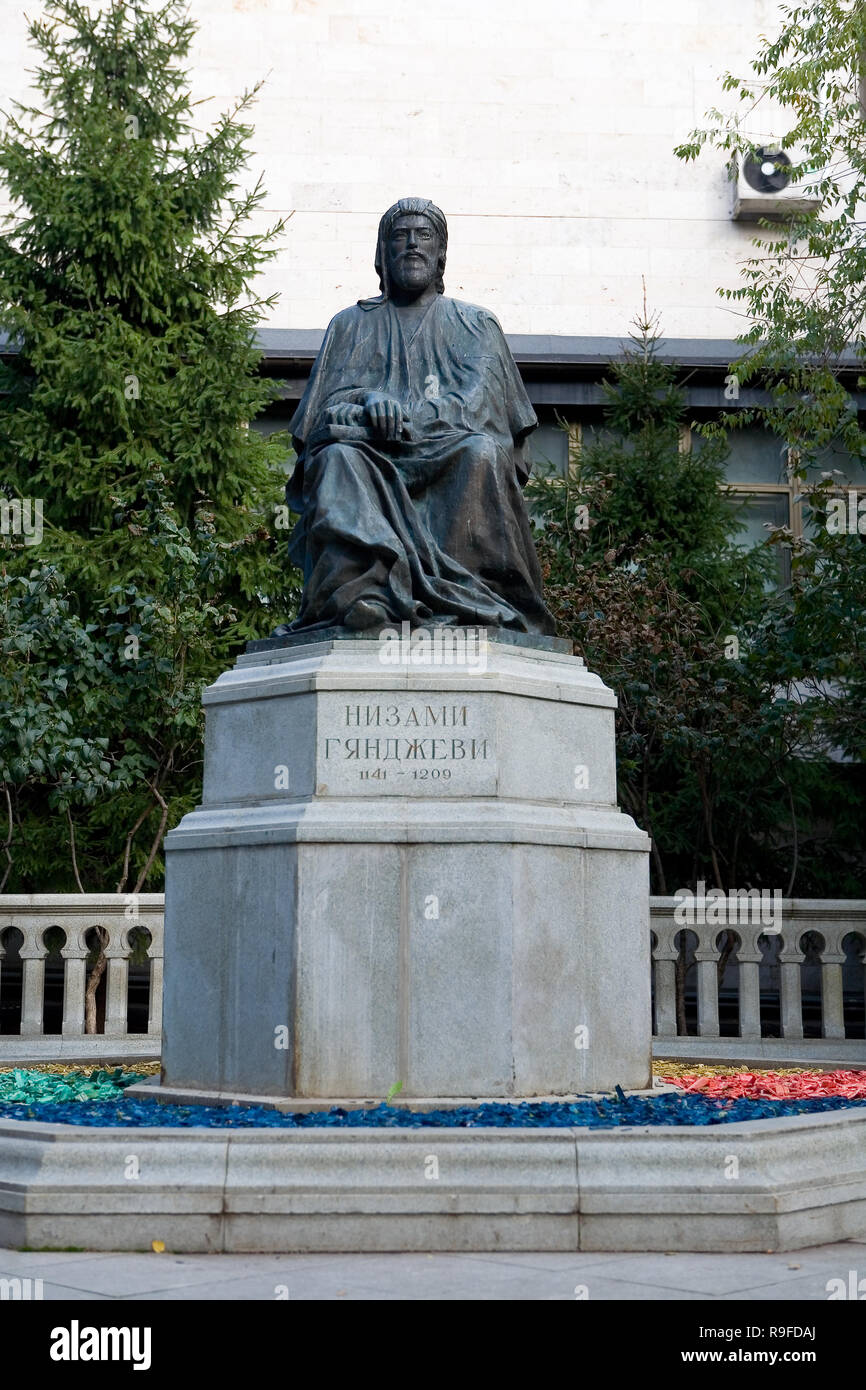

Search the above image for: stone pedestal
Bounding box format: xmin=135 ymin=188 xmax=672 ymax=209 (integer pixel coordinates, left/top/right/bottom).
xmin=161 ymin=634 xmax=652 ymax=1098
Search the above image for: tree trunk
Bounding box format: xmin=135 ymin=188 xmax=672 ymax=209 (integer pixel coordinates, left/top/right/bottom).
xmin=84 ymin=927 xmax=109 ymax=1035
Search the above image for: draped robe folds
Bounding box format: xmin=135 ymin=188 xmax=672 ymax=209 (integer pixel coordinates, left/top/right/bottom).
xmin=284 ymin=294 xmax=556 ymax=635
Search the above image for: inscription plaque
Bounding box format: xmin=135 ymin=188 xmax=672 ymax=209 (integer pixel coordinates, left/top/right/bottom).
xmin=316 ymin=696 xmax=498 ymax=796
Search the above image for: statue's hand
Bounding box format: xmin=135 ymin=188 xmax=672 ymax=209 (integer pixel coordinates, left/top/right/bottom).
xmin=364 ymin=392 xmax=411 ymax=442
xmin=326 ymin=402 xmax=365 ymax=427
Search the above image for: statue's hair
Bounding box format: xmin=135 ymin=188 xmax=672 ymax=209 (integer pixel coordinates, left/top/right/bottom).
xmin=374 ymin=197 xmax=447 ymax=297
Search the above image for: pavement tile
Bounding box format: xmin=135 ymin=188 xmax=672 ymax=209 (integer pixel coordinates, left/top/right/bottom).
xmin=720 ymin=1270 xmax=856 ymax=1301
xmin=340 ymin=1277 xmax=716 ymax=1302
xmin=1 ymin=1253 xmax=269 ymax=1298
xmin=1 ymin=1243 xmax=863 ymax=1301
xmin=464 ymin=1250 xmax=636 ymax=1271
xmin=33 ymin=1282 xmax=114 ymax=1301
xmin=585 ymin=1245 xmax=866 ymax=1298
xmin=0 ymin=1249 xmax=119 ymax=1271
xmin=132 ymin=1269 xmax=716 ymax=1301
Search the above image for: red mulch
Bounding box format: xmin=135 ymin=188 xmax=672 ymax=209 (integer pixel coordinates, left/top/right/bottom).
xmin=661 ymin=1069 xmax=866 ymax=1099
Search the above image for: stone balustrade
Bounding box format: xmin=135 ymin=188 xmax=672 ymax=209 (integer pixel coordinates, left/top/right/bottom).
xmin=1 ymin=895 xmax=864 ymax=1062
xmin=0 ymin=895 xmax=163 ymax=1052
xmin=651 ymin=896 xmax=866 ymax=1063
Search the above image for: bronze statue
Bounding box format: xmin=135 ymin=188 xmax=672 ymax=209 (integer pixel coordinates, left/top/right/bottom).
xmin=278 ymin=197 xmax=555 ymax=636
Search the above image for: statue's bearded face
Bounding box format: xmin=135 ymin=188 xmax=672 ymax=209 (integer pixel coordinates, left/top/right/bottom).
xmin=386 ymin=214 xmax=440 ymax=297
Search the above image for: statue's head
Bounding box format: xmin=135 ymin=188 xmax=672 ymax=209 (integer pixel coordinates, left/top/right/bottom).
xmin=375 ymin=197 xmax=447 ymax=299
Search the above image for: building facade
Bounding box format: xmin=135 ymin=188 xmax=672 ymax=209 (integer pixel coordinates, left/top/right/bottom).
xmin=2 ymin=0 xmax=864 ymax=539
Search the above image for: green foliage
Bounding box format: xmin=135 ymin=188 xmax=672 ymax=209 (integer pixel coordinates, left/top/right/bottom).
xmin=674 ymin=0 xmax=866 ymax=461
xmin=534 ymin=314 xmax=772 ymax=630
xmin=527 ymin=312 xmax=865 ymax=895
xmin=752 ymin=472 xmax=866 ymax=768
xmin=0 ymin=567 xmax=121 ymax=849
xmin=0 ymin=0 xmax=300 ymax=891
xmin=669 ymin=0 xmax=866 ymax=895
xmin=0 ymin=468 xmax=241 ymax=891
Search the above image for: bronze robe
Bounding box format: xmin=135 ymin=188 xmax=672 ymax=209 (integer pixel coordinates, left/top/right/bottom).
xmin=284 ymin=293 xmax=555 ymax=635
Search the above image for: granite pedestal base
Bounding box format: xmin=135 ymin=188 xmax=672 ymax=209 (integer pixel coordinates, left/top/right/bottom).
xmin=161 ymin=636 xmax=651 ymax=1098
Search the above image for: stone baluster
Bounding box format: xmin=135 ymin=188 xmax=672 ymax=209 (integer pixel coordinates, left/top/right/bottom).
xmin=146 ymin=920 xmax=164 ymax=1038
xmin=61 ymin=927 xmax=89 ymax=1036
xmin=650 ymin=919 xmax=678 ymax=1037
xmin=817 ymin=924 xmax=847 ymax=1040
xmin=694 ymin=925 xmax=721 ymax=1038
xmin=653 ymin=956 xmax=677 ymax=1038
xmin=778 ymin=926 xmax=805 ymax=1039
xmin=737 ymin=930 xmax=763 ymax=1040
xmin=103 ymin=921 xmax=130 ymax=1037
xmin=18 ymin=921 xmax=47 ymax=1036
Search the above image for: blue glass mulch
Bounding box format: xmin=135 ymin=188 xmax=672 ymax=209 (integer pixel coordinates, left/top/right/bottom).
xmin=2 ymin=1091 xmax=866 ymax=1130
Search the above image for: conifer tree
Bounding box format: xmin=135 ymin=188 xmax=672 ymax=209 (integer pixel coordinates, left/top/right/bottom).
xmin=532 ymin=308 xmax=772 ymax=630
xmin=0 ymin=0 xmax=297 ymax=900
xmin=0 ymin=0 xmax=293 ymax=638
xmin=528 ymin=311 xmax=778 ymax=896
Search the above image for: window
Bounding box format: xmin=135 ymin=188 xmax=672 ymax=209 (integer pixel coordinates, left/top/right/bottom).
xmin=717 ymin=426 xmax=866 ymax=580
xmin=800 ymin=442 xmax=866 ymax=537
xmin=719 ymin=426 xmax=795 ymax=584
xmin=526 ymin=423 xmax=571 ymax=476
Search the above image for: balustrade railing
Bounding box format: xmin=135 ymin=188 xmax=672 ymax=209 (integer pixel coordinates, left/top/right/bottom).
xmin=0 ymin=895 xmax=163 ymax=1053
xmin=651 ymin=897 xmax=866 ymax=1060
xmin=1 ymin=895 xmax=864 ymax=1061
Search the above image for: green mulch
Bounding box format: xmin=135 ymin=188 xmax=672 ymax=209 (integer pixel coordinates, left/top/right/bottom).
xmin=0 ymin=1066 xmax=150 ymax=1103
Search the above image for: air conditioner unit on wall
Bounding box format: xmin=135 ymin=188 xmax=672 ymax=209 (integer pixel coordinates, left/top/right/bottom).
xmin=730 ymin=145 xmax=822 ymax=221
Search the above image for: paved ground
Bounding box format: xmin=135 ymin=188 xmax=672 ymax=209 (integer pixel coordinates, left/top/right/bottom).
xmin=2 ymin=1239 xmax=864 ymax=1300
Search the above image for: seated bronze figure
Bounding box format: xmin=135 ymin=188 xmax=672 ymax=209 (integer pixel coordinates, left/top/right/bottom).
xmin=278 ymin=197 xmax=555 ymax=637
